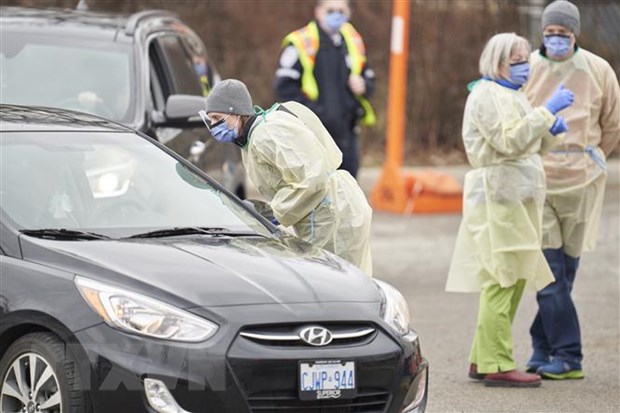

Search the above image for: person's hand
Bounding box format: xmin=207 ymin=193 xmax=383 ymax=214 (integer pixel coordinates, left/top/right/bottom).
xmin=549 ymin=116 xmax=568 ymax=136
xmin=544 ymin=84 xmax=574 ymax=115
xmin=348 ymin=74 xmax=366 ymax=96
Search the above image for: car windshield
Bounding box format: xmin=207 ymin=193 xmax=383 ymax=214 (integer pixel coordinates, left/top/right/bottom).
xmin=0 ymin=32 xmax=134 ymax=123
xmin=0 ymin=131 xmax=270 ymax=238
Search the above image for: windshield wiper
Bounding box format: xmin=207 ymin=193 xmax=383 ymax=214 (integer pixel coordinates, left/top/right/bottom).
xmin=20 ymin=229 xmax=112 ymax=240
xmin=126 ymin=227 xmax=259 ymax=239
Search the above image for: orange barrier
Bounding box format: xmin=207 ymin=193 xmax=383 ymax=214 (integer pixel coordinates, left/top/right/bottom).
xmin=371 ymin=163 xmax=408 ymax=214
xmin=371 ymin=167 xmax=463 ymax=214
xmin=403 ymin=170 xmax=463 ymax=214
xmin=370 ymin=0 xmax=462 ymax=214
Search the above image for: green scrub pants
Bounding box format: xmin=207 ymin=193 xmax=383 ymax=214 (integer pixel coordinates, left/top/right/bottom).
xmin=470 ymin=279 xmax=527 ymax=374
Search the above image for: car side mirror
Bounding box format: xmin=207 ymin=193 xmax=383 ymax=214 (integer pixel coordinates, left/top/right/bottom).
xmin=160 ymin=94 xmax=206 ymax=126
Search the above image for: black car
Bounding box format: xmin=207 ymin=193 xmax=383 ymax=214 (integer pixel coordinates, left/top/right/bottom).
xmin=0 ymin=6 xmax=246 ymax=197
xmin=0 ymin=105 xmax=428 ymax=412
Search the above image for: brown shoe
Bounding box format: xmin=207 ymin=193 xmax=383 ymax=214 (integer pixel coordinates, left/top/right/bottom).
xmin=483 ymin=370 xmax=542 ymax=388
xmin=469 ymin=363 xmax=485 ymax=380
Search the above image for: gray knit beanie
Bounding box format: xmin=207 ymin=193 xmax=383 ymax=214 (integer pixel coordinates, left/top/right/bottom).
xmin=542 ymin=0 xmax=580 ymax=37
xmin=204 ymin=79 xmax=253 ymax=116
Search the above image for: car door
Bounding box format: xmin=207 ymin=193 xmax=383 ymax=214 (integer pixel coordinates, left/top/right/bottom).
xmin=147 ymin=32 xmax=244 ymax=196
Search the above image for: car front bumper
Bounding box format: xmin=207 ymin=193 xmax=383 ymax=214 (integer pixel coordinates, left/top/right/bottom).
xmin=75 ymin=305 xmax=428 ymax=413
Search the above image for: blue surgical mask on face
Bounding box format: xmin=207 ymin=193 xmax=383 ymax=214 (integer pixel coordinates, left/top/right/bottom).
xmin=194 ymin=63 xmax=207 ymax=77
xmin=509 ymin=61 xmax=530 ymax=86
xmin=325 ymin=11 xmax=348 ymax=33
xmin=210 ymin=117 xmax=239 ymax=143
xmin=544 ymin=35 xmax=572 ymax=57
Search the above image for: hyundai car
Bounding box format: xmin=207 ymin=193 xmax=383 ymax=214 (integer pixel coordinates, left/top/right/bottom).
xmin=0 ymin=105 xmax=428 ymax=413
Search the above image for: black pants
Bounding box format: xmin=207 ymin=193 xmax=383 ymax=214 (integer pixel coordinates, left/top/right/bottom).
xmin=333 ymin=128 xmax=359 ymax=179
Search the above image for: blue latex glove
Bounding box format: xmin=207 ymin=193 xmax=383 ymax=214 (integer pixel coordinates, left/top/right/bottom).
xmin=549 ymin=116 xmax=569 ymax=136
xmin=270 ymin=217 xmax=280 ymax=226
xmin=544 ymin=84 xmax=574 ymax=115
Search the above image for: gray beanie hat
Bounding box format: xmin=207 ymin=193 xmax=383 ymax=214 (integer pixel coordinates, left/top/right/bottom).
xmin=204 ymin=79 xmax=253 ymax=116
xmin=542 ymin=0 xmax=580 ymax=37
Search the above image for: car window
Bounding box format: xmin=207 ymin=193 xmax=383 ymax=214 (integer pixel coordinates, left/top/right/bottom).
xmin=149 ymin=63 xmax=166 ymax=112
xmin=180 ymin=30 xmax=217 ymax=96
xmin=149 ymin=35 xmax=202 ymax=98
xmin=0 ymin=131 xmax=269 ymax=238
xmin=0 ymin=33 xmax=134 ymax=123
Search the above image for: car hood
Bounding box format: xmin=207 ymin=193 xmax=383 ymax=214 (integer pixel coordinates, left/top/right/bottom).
xmin=20 ymin=234 xmax=381 ymax=307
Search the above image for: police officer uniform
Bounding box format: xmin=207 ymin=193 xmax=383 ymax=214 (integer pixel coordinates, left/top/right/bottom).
xmin=275 ymin=20 xmax=375 ymax=179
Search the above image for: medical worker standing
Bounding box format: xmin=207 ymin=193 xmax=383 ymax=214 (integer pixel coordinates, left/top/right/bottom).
xmin=200 ymin=79 xmax=373 ymax=275
xmin=446 ymin=33 xmax=574 ymax=387
xmin=523 ymin=0 xmax=620 ymax=380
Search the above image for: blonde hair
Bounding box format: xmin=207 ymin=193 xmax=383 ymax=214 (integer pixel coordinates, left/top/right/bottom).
xmin=479 ymin=33 xmax=531 ymax=80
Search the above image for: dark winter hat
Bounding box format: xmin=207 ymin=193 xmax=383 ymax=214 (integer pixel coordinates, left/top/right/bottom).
xmin=204 ymin=79 xmax=253 ymax=115
xmin=542 ymin=0 xmax=580 ymax=37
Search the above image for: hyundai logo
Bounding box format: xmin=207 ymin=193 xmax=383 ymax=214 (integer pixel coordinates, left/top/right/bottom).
xmin=299 ymin=326 xmax=333 ymax=346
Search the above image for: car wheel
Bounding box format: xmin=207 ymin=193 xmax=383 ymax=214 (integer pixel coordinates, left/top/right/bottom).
xmin=0 ymin=332 xmax=91 ymax=413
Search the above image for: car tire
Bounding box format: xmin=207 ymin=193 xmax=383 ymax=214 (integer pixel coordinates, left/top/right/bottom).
xmin=0 ymin=332 xmax=92 ymax=413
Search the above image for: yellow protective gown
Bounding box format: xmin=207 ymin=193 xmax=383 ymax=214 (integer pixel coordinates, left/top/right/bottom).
xmin=523 ymin=48 xmax=620 ymax=257
xmin=242 ymin=101 xmax=373 ymax=275
xmin=446 ymin=80 xmax=560 ymax=292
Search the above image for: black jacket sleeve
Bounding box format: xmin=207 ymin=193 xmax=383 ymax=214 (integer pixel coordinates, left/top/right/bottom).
xmin=361 ymin=61 xmax=375 ymax=99
xmin=273 ymin=45 xmax=325 ymax=118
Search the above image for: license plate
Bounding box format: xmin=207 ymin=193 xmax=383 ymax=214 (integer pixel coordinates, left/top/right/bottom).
xmin=299 ymin=360 xmax=356 ymax=400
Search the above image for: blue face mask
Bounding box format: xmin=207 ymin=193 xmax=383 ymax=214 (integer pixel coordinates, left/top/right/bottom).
xmin=194 ymin=63 xmax=207 ymax=77
xmin=325 ymin=11 xmax=348 ymax=33
xmin=509 ymin=61 xmax=530 ymax=86
xmin=209 ymin=117 xmax=238 ymax=143
xmin=544 ymin=35 xmax=572 ymax=57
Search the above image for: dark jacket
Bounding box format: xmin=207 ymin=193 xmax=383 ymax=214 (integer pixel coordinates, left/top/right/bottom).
xmin=274 ymin=20 xmax=374 ymax=139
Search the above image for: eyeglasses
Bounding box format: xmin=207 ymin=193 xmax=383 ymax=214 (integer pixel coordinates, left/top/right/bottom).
xmin=198 ymin=110 xmax=228 ymax=131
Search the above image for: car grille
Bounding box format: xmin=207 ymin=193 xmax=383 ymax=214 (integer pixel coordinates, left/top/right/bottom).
xmin=229 ymin=322 xmax=402 ymax=413
xmin=239 ymin=323 xmax=377 ymax=347
xmin=247 ymin=389 xmax=390 ymax=412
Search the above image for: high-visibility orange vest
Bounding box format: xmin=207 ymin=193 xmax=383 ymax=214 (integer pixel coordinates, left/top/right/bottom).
xmin=282 ymin=21 xmax=376 ymax=126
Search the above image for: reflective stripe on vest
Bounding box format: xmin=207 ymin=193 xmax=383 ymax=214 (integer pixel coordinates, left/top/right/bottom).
xmin=282 ymin=21 xmax=376 ymax=126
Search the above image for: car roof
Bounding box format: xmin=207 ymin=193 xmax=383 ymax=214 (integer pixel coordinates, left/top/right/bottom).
xmin=0 ymin=7 xmax=179 ymax=41
xmin=0 ymin=105 xmax=133 ymax=132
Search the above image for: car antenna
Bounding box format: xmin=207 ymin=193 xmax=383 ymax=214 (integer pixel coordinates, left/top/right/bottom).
xmin=76 ymin=0 xmax=88 ymax=11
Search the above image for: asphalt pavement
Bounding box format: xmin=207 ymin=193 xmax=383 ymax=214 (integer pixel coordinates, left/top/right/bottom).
xmin=245 ymin=159 xmax=618 ymax=412
xmin=359 ymin=160 xmax=619 ymax=413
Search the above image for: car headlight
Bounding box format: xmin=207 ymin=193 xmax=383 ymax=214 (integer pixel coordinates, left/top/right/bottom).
xmin=75 ymin=277 xmax=218 ymax=342
xmin=374 ymin=279 xmax=411 ymax=336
